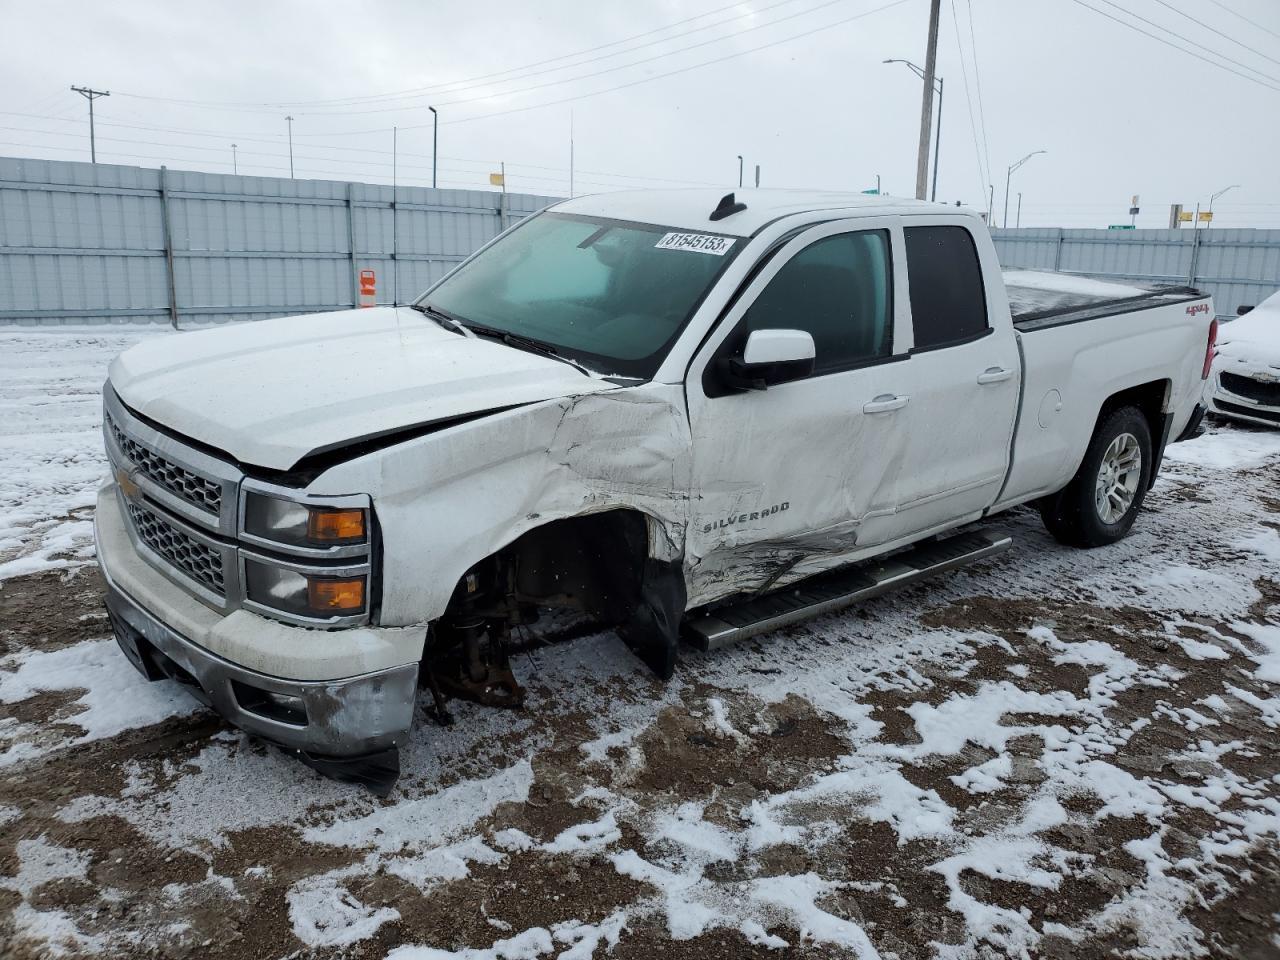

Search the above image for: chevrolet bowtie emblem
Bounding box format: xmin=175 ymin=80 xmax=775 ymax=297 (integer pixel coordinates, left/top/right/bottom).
xmin=116 ymin=466 xmax=142 ymax=503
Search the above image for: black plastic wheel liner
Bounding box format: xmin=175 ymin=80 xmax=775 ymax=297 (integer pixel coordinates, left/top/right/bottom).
xmin=617 ymin=557 xmax=686 ymax=680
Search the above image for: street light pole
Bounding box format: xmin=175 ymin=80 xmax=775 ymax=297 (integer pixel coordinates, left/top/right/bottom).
xmin=931 ymin=77 xmax=943 ymax=202
xmin=884 ymin=59 xmax=944 ymax=202
xmin=428 ymin=106 xmax=438 ymax=189
xmin=285 ymin=115 xmax=295 ymax=179
xmin=1003 ymin=150 xmax=1046 ymax=228
xmin=1016 ymin=191 xmax=1022 ymax=228
xmin=737 ymin=155 xmax=743 ymax=188
xmin=231 ymin=143 xmax=238 ymax=175
xmin=1207 ymin=184 xmax=1240 ymax=230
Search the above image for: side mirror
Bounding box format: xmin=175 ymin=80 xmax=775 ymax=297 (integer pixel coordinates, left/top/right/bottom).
xmin=720 ymin=329 xmax=816 ymax=391
xmin=1237 ymin=305 xmax=1254 ymax=316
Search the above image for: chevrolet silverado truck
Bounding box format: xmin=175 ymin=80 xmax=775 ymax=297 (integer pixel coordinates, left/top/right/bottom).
xmin=96 ymin=190 xmax=1217 ymax=791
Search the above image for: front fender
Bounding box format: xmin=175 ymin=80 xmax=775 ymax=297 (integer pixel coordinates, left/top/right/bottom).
xmin=305 ymin=383 xmax=691 ymax=626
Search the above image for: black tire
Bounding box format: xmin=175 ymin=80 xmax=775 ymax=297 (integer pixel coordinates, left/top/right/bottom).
xmin=1039 ymin=406 xmax=1153 ymax=548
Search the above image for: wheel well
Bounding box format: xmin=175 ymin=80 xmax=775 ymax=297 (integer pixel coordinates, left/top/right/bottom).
xmin=1097 ymin=379 xmax=1170 ymax=444
xmin=456 ymin=510 xmax=652 ymax=624
xmin=1096 ymin=379 xmax=1171 ymax=490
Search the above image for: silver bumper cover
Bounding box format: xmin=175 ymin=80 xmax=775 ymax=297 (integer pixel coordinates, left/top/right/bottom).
xmin=103 ymin=572 xmax=418 ymax=774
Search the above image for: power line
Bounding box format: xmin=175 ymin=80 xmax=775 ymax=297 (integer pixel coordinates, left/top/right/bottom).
xmin=1067 ymin=0 xmax=1280 ymax=92
xmin=950 ymin=0 xmax=989 ymax=205
xmin=1144 ymin=0 xmax=1280 ymax=68
xmin=112 ymin=0 xmax=806 ymax=110
xmin=219 ymin=0 xmax=864 ymax=119
xmin=312 ymin=0 xmax=914 ymax=135
xmin=0 ymin=137 xmax=627 ymax=191
xmin=1203 ymin=0 xmax=1280 ymax=43
xmin=128 ymin=0 xmax=833 ymax=115
xmin=0 ymin=120 xmax=726 ymax=190
xmin=963 ymin=0 xmax=993 ymax=208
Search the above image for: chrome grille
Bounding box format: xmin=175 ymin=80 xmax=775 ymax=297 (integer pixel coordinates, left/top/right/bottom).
xmin=106 ymin=412 xmax=223 ymax=515
xmin=126 ymin=501 xmax=226 ymax=597
xmin=1221 ymin=371 xmax=1280 ymax=407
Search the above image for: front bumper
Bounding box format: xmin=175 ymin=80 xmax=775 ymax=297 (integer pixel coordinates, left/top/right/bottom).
xmin=103 ymin=573 xmax=418 ymax=761
xmin=96 ymin=484 xmax=419 ymax=790
xmin=1207 ymin=366 xmax=1280 ymax=428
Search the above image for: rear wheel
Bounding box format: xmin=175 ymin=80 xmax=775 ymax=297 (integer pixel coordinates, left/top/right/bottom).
xmin=1039 ymin=406 xmax=1153 ymax=548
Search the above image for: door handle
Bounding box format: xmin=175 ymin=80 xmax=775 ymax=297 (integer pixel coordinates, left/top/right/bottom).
xmin=863 ymin=394 xmax=909 ymax=414
xmin=977 ymin=366 xmax=1014 ymax=385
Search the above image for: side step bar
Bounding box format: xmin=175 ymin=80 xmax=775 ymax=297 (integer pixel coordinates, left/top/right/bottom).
xmin=683 ymin=529 xmax=1012 ymax=651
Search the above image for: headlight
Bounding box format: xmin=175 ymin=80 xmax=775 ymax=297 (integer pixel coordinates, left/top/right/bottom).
xmin=243 ymin=558 xmax=367 ymax=619
xmin=243 ymin=493 xmax=367 ymax=548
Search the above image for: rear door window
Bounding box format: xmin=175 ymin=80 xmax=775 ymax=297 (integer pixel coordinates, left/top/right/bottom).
xmin=903 ymin=225 xmax=989 ymax=350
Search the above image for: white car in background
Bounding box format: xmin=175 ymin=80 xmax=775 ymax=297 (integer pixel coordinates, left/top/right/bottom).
xmin=1208 ymin=289 xmax=1280 ymax=428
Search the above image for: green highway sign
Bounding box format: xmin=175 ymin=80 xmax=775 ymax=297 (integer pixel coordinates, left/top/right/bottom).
xmin=1108 ymin=225 xmax=1136 ymax=230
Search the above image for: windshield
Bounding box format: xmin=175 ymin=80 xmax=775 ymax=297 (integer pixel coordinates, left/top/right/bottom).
xmin=417 ymin=212 xmax=740 ymax=379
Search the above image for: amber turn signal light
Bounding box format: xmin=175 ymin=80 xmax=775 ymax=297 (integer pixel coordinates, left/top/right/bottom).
xmin=307 ymin=577 xmax=366 ymax=613
xmin=307 ymin=508 xmax=366 ymax=543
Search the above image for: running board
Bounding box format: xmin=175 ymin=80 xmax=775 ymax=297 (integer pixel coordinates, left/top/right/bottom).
xmin=683 ymin=529 xmax=1012 ymax=651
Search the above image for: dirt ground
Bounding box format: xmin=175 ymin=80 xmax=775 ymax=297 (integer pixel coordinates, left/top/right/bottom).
xmin=2 ymin=430 xmax=1280 ymax=959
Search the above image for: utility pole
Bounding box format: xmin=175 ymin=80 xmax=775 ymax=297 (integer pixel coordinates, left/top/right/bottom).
xmin=428 ymin=106 xmax=438 ymax=189
xmin=70 ymin=86 xmax=110 ymax=163
xmin=569 ymin=109 xmax=575 ymax=198
xmin=1003 ymin=150 xmax=1045 ymax=228
xmin=231 ymin=143 xmax=238 ymax=175
xmin=285 ymin=115 xmax=295 ymax=178
xmin=914 ymin=0 xmax=941 ymax=200
xmin=987 ymin=184 xmax=994 ymax=222
xmin=755 ymin=164 xmax=761 ymax=188
xmin=737 ymin=155 xmax=743 ymax=188
xmin=885 ymin=60 xmax=943 ymax=201
xmin=1016 ymin=191 xmax=1022 ymax=228
xmin=499 ymin=160 xmax=508 ymax=230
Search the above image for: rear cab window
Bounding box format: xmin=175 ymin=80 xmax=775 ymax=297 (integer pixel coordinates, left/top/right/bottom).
xmin=903 ymin=225 xmax=990 ymax=351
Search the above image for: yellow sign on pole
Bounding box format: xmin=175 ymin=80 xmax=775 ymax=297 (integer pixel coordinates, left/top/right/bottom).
xmin=1198 ymin=211 xmax=1213 ymax=222
xmin=1178 ymin=211 xmax=1193 ymax=223
xmin=489 ymin=172 xmax=505 ymax=186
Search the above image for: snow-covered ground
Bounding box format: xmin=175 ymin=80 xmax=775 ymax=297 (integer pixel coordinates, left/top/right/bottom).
xmin=0 ymin=326 xmax=172 ymax=580
xmin=1 ymin=328 xmax=1280 ymax=959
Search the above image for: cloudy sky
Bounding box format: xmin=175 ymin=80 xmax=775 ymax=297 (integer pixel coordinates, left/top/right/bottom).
xmin=4 ymin=0 xmax=1279 ymax=228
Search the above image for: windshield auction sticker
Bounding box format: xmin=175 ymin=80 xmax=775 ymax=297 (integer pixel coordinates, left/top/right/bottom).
xmin=654 ymin=232 xmax=735 ymax=255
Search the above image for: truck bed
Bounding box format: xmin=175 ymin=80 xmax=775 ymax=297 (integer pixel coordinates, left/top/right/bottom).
xmin=1004 ymin=269 xmax=1202 ymax=332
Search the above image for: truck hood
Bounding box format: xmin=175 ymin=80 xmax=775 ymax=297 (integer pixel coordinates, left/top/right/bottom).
xmin=1218 ymin=296 xmax=1280 ymax=362
xmin=108 ymin=307 xmax=617 ymax=471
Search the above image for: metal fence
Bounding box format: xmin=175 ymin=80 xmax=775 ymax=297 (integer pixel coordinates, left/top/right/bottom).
xmin=991 ymin=227 xmax=1280 ymax=318
xmin=5 ymin=156 xmax=1279 ymax=327
xmin=0 ymin=155 xmax=560 ymax=326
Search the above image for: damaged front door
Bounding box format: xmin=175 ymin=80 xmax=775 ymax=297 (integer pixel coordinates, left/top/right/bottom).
xmin=683 ymin=218 xmax=914 ymax=605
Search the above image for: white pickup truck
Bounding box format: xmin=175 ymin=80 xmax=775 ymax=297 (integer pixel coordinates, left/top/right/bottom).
xmin=96 ymin=190 xmax=1217 ymax=790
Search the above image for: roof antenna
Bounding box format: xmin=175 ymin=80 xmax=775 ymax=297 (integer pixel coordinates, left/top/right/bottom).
xmin=709 ymin=192 xmax=747 ymax=222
